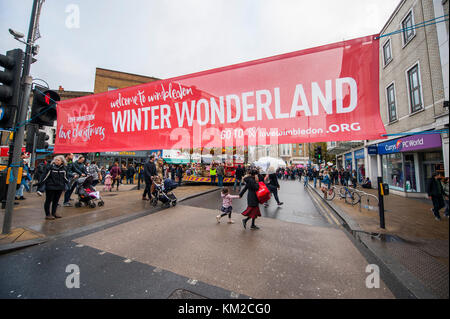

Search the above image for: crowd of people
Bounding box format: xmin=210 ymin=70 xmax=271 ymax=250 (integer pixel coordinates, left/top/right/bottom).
xmin=4 ymin=153 xmax=449 ymax=223
xmin=275 ymin=166 xmax=372 ymax=189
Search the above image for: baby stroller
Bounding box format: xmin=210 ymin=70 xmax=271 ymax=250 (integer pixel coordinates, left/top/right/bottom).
xmin=151 ymin=177 xmax=178 ymax=207
xmin=74 ymin=175 xmax=105 ymax=208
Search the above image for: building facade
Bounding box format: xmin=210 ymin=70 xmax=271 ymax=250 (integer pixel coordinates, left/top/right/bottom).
xmin=330 ymin=0 xmax=449 ymax=197
xmin=289 ymin=143 xmax=310 ymax=165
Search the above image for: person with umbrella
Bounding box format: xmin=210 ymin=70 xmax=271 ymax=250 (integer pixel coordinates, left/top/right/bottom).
xmin=264 ymin=166 xmax=283 ymax=207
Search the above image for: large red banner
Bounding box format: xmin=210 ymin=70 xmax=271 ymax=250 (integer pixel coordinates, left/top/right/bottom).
xmin=54 ymin=35 xmax=385 ymax=153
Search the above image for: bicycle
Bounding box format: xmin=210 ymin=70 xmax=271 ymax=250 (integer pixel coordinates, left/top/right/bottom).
xmin=338 ymin=185 xmax=361 ymax=205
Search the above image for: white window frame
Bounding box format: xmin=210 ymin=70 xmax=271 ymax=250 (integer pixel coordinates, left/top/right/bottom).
xmin=405 ymin=61 xmax=424 ymax=114
xmin=382 ymin=38 xmax=393 ymax=67
xmin=385 ymin=81 xmax=398 ymax=123
xmin=401 ymin=9 xmax=416 ymax=48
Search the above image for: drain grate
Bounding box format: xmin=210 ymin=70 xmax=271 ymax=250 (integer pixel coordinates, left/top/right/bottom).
xmin=167 ymin=289 xmax=207 ymax=299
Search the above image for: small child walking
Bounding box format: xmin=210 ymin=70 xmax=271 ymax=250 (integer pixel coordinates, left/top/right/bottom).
xmin=103 ymin=173 xmax=112 ymax=192
xmin=216 ymin=188 xmax=239 ymax=224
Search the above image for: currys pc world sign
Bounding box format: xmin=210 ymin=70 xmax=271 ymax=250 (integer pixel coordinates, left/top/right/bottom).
xmin=378 ymin=133 xmax=442 ymax=154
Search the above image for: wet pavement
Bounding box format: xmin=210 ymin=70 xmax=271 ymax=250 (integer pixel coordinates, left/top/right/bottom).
xmin=0 ymin=180 xmax=396 ymax=299
xmin=182 ymin=180 xmax=333 ymax=227
xmin=307 ymin=181 xmax=449 ymax=299
xmin=0 ymin=184 xmax=217 ymax=239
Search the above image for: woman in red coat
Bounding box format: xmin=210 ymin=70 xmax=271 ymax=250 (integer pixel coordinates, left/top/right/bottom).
xmin=239 ymin=170 xmax=261 ymax=230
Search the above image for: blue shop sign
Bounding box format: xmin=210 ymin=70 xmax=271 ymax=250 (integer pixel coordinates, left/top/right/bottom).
xmin=354 ymin=149 xmax=365 ymax=159
xmin=344 ymin=152 xmax=353 ymax=161
xmin=368 ymin=145 xmax=378 ymax=155
xmin=378 ymin=139 xmax=400 ymax=155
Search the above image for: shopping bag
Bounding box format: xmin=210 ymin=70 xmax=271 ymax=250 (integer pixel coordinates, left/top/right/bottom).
xmin=256 ymin=182 xmax=271 ymax=204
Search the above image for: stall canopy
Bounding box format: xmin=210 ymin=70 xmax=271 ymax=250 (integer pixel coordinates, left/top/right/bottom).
xmin=54 ymin=34 xmax=385 ymax=154
xmin=163 ymin=158 xmax=190 ymax=164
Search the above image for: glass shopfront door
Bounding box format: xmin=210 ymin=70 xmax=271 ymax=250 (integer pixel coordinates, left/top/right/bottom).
xmin=404 ymin=154 xmax=417 ymax=192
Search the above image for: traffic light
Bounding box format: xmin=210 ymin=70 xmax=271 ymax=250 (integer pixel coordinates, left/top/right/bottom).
xmin=36 ymin=130 xmax=49 ymax=150
xmin=317 ymin=146 xmax=322 ymax=162
xmin=25 ymin=124 xmax=38 ymax=153
xmin=0 ymin=49 xmax=24 ymax=129
xmin=30 ymin=85 xmax=60 ymax=126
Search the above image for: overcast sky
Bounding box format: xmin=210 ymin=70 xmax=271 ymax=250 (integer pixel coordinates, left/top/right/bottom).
xmin=0 ymin=0 xmax=400 ymax=92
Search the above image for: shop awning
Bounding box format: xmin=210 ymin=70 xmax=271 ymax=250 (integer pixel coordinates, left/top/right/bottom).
xmin=163 ymin=158 xmax=190 ymax=164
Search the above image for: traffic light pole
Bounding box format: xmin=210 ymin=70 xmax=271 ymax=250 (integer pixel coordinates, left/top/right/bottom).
xmin=2 ymin=0 xmax=39 ymax=234
xmin=30 ymin=132 xmax=37 ymax=170
xmin=2 ymin=76 xmax=32 ymax=234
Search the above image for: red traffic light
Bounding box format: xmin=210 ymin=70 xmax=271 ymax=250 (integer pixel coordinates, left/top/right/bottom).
xmin=44 ymin=93 xmax=51 ymax=105
xmin=30 ymin=85 xmax=60 ymax=126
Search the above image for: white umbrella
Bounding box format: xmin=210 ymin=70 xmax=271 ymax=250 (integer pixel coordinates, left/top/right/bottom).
xmin=252 ymin=156 xmax=286 ymax=173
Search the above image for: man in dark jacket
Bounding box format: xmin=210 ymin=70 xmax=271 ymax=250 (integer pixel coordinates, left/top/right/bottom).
xmin=427 ymin=173 xmax=445 ymax=220
xmin=217 ymin=163 xmax=225 ymax=188
xmin=234 ymin=165 xmax=245 ymax=191
xmin=176 ymin=165 xmax=183 ymax=186
xmin=343 ymin=169 xmax=350 ymax=186
xmin=143 ymin=155 xmax=157 ymax=200
xmin=126 ymin=164 xmax=136 ymax=184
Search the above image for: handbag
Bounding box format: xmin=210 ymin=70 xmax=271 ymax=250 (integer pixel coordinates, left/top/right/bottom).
xmin=256 ymin=182 xmax=271 ymax=204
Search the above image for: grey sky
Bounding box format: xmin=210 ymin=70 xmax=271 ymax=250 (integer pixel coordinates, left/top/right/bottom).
xmin=0 ymin=0 xmax=400 ymax=93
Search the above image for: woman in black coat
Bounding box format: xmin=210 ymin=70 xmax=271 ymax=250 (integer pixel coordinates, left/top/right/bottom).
xmin=239 ymin=170 xmax=261 ymax=230
xmin=39 ymin=155 xmax=68 ymax=220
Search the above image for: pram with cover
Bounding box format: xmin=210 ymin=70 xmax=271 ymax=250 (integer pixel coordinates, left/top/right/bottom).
xmin=74 ymin=175 xmax=105 ymax=208
xmin=151 ymin=177 xmax=178 ymax=207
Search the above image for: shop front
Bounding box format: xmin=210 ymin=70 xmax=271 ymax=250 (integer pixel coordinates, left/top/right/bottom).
xmin=344 ymin=152 xmax=353 ymax=171
xmin=96 ymin=150 xmax=150 ymax=168
xmin=354 ymin=149 xmax=365 ymax=184
xmin=378 ymin=133 xmax=443 ymax=196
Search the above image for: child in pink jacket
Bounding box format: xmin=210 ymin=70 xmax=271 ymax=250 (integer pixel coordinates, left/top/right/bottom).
xmin=103 ymin=173 xmax=112 ymax=192
xmin=216 ymin=188 xmax=240 ymax=224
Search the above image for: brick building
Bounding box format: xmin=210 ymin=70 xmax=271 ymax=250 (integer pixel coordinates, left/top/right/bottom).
xmin=93 ymin=67 xmax=159 ymax=94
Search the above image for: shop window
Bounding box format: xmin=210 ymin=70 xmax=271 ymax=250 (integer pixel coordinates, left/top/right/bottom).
xmin=423 ymin=152 xmax=443 ymax=162
xmin=386 ymin=83 xmax=397 ymax=122
xmin=382 ymin=153 xmax=403 ymax=190
xmin=407 ymin=64 xmax=423 ymax=113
